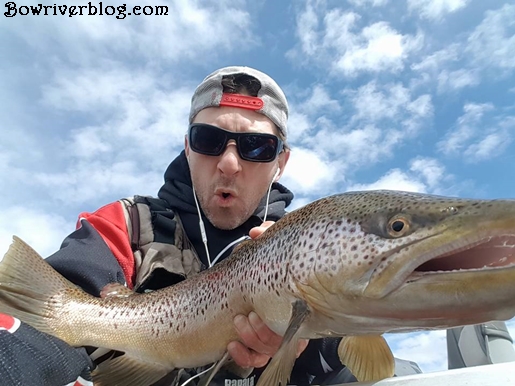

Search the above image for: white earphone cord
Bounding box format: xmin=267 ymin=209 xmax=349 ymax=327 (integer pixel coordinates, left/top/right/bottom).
xmin=192 ymin=187 xmax=212 ymax=267
xmin=263 ymin=167 xmax=280 ymax=222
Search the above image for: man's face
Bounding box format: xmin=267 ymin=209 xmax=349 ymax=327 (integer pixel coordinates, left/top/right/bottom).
xmin=185 ymin=107 xmax=289 ymax=230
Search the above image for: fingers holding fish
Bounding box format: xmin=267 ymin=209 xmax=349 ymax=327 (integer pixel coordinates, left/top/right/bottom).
xmin=227 ymin=340 xmax=270 ymax=369
xmin=229 ymin=311 xmax=310 ymax=369
xmin=249 ymin=221 xmax=275 ymax=239
xmin=229 ymin=311 xmax=283 ymax=367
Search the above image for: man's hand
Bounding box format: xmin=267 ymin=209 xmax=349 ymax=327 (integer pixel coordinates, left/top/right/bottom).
xmin=227 ymin=221 xmax=309 ymax=369
xmin=228 ymin=312 xmax=309 ymax=368
xmin=248 ymin=220 xmax=275 ymax=239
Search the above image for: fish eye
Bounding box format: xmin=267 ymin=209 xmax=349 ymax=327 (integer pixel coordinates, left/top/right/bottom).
xmin=387 ymin=216 xmax=410 ymax=237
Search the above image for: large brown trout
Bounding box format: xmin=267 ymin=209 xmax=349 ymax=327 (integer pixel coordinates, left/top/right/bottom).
xmin=1 ymin=190 xmax=515 ymax=386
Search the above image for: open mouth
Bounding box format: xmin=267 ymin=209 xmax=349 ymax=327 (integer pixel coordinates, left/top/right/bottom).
xmin=414 ymin=235 xmax=515 ymax=274
xmin=221 ymin=192 xmax=231 ymax=199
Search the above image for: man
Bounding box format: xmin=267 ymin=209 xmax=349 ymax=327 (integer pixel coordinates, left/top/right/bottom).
xmin=0 ymin=66 xmax=346 ymax=385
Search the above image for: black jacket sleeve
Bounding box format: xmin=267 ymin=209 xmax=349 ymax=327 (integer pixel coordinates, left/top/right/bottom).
xmin=46 ymin=219 xmax=127 ymax=296
xmin=0 ymin=313 xmax=93 ymax=386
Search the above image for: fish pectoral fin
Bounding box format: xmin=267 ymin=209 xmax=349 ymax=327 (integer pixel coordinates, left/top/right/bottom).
xmin=91 ymin=353 xmax=171 ymax=386
xmin=99 ymin=282 xmax=136 ymax=298
xmin=197 ymin=351 xmax=230 ymax=386
xmin=256 ymin=299 xmax=310 ymax=386
xmin=337 ymin=335 xmax=395 ymax=382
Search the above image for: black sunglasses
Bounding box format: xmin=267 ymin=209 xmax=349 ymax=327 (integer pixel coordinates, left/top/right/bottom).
xmin=188 ymin=123 xmax=284 ymax=163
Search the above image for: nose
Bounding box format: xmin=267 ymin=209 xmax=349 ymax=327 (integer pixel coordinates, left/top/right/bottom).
xmin=217 ymin=141 xmax=241 ymax=176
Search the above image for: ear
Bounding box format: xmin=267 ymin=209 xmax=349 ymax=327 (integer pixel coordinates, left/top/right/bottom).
xmin=275 ymin=149 xmax=290 ymax=181
xmin=184 ymin=134 xmax=190 ymax=158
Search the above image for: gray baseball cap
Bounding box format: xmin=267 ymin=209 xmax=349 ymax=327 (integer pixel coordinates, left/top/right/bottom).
xmin=189 ymin=66 xmax=289 ymax=138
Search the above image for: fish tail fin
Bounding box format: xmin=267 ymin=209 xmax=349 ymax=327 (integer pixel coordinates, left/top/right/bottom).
xmin=0 ymin=236 xmax=75 ymax=338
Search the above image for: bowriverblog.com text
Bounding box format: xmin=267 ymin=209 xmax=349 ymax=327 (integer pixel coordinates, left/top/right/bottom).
xmin=4 ymin=2 xmax=168 ymax=18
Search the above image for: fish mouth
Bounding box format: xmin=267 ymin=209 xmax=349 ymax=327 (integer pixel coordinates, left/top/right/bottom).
xmin=410 ymin=234 xmax=515 ymax=277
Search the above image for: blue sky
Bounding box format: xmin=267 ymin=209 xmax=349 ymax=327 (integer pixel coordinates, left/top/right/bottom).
xmin=1 ymin=0 xmax=515 ymax=375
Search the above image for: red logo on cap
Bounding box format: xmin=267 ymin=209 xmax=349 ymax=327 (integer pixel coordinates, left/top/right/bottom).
xmin=220 ymin=93 xmax=264 ymax=110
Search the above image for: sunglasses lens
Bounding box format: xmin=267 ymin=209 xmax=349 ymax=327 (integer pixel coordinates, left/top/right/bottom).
xmin=190 ymin=125 xmax=226 ymax=155
xmin=239 ymin=136 xmax=280 ymax=162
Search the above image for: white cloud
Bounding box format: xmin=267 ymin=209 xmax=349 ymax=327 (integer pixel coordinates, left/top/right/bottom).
xmin=466 ymin=4 xmax=515 ymax=72
xmin=437 ymin=102 xmax=494 ymax=156
xmin=409 ymin=157 xmax=447 ymax=190
xmin=386 ymin=330 xmax=447 ymax=373
xmin=348 ymin=157 xmax=450 ymax=194
xmin=284 ymin=80 xmax=433 ymax=179
xmin=34 ymin=160 xmax=164 ymax=205
xmin=7 ymin=66 xmax=194 ymax=207
xmin=0 ymin=207 xmax=74 ymax=260
xmin=348 ymin=168 xmax=427 ymax=193
xmin=314 ymin=124 xmax=403 ymax=168
xmin=349 ymin=81 xmax=433 ymax=129
xmin=300 ymin=85 xmax=341 ymax=116
xmin=287 ymin=111 xmax=312 ymax=145
xmin=69 ymin=126 xmax=112 ymax=159
xmin=437 ymin=69 xmax=480 ymax=93
xmin=42 ymin=68 xmax=192 ymax=149
xmin=331 ymin=19 xmax=421 ymax=77
xmin=281 ymin=147 xmax=342 ymax=195
xmin=350 ymin=82 xmax=410 ymax=122
xmin=463 ymin=132 xmax=511 ymax=163
xmin=411 ymin=45 xmax=461 ymax=73
xmin=438 ymin=103 xmax=514 ymax=163
xmin=348 ymin=0 xmax=389 ymax=6
xmin=295 ymin=0 xmax=320 ymax=57
xmin=410 ymin=4 xmax=515 ymax=94
xmin=290 ymin=5 xmax=422 ymax=77
xmin=408 ymin=0 xmax=471 ymax=21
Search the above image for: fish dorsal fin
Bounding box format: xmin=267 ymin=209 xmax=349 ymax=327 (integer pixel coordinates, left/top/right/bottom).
xmin=256 ymin=299 xmax=310 ymax=386
xmin=337 ymin=335 xmax=395 ymax=382
xmin=100 ymin=282 xmax=135 ymax=298
xmin=92 ymin=352 xmax=170 ymax=386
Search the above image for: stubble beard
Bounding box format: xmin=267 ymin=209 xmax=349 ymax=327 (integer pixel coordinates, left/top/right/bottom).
xmin=197 ymin=187 xmax=262 ymax=230
xmin=203 ymin=204 xmax=251 ymax=230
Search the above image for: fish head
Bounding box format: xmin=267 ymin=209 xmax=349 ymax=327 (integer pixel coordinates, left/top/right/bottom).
xmin=284 ymin=190 xmax=515 ymax=330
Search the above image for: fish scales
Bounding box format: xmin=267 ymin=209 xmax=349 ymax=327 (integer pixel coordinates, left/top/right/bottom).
xmin=1 ymin=190 xmax=515 ymax=385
